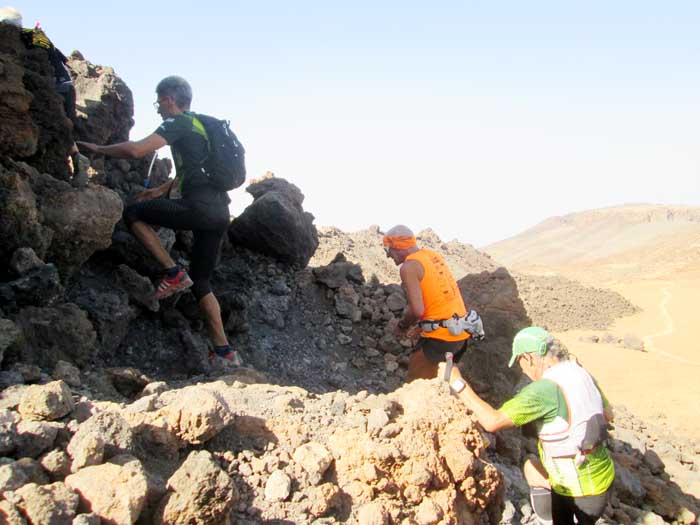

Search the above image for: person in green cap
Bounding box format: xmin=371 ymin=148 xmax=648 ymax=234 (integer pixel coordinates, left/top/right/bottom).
xmin=439 ymin=326 xmax=615 ymax=525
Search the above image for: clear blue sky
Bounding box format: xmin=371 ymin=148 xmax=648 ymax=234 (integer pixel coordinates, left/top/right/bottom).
xmin=17 ymin=1 xmax=700 ymax=246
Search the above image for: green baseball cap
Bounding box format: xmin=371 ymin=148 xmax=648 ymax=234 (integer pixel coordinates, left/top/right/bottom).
xmin=509 ymin=327 xmax=552 ymax=367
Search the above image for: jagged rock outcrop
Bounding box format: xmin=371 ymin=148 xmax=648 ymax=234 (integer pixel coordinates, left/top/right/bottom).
xmin=68 ymin=51 xmax=134 ymax=145
xmin=22 ymin=164 xmax=123 ymax=276
xmin=229 ymin=176 xmax=319 ymax=266
xmin=0 ymin=25 xmax=37 ymax=160
xmin=0 ymin=25 xmax=73 ymax=180
xmin=458 ymin=268 xmax=532 ymax=405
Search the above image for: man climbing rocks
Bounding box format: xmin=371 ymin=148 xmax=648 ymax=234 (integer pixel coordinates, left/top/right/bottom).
xmin=0 ymin=6 xmax=87 ymax=178
xmin=440 ymin=327 xmax=615 ymax=525
xmin=383 ymin=225 xmax=471 ymax=381
xmin=77 ymin=75 xmax=241 ymax=364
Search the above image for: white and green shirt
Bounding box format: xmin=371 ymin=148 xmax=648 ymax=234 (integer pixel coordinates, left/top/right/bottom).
xmin=500 ymin=375 xmax=615 ymax=497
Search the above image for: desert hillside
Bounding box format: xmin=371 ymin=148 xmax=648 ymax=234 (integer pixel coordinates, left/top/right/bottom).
xmin=485 ymin=204 xmax=700 ymax=281
xmin=483 ymin=204 xmax=700 ymax=444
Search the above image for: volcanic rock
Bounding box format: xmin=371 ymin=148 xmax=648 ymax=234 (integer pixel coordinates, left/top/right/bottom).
xmin=65 ymin=455 xmax=148 ymax=525
xmin=229 ymin=176 xmax=319 ymax=266
xmin=68 ymin=52 xmax=134 ymax=145
xmin=14 ymin=482 xmax=79 ymax=524
xmin=17 ymin=381 xmax=74 ymax=421
xmin=15 ymin=303 xmax=96 ymax=369
xmin=9 ymin=247 xmax=44 ymax=277
xmin=155 ymin=450 xmax=237 ymax=524
xmin=0 ymin=263 xmax=64 ymax=312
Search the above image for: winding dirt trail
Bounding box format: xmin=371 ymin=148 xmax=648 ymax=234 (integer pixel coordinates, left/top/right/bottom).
xmin=642 ymin=281 xmax=700 ymax=366
xmin=554 ymin=277 xmax=700 ymax=441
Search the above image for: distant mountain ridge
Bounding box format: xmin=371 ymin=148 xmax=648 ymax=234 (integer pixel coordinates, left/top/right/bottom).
xmin=484 ymin=204 xmax=700 ymax=278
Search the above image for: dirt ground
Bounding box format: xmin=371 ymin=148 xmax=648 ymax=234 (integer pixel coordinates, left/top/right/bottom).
xmin=553 ymin=275 xmax=700 ymax=442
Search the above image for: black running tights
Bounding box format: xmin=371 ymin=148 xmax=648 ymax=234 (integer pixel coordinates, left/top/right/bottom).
xmin=123 ymin=197 xmax=229 ymax=300
xmin=531 ymin=486 xmax=610 ymax=525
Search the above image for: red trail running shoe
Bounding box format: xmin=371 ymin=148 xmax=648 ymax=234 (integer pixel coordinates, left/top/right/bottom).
xmin=154 ymin=269 xmax=193 ymax=300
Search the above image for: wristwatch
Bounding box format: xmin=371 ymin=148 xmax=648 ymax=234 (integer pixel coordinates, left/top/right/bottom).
xmin=450 ymin=379 xmax=466 ymax=394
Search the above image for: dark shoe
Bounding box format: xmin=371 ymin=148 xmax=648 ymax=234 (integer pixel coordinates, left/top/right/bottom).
xmin=153 ymin=270 xmax=193 ymax=300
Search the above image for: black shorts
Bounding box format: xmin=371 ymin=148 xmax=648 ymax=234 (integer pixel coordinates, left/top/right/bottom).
xmin=414 ymin=337 xmax=468 ymax=364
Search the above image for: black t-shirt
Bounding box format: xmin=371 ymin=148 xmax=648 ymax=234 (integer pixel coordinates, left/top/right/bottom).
xmin=154 ymin=112 xmax=230 ymax=206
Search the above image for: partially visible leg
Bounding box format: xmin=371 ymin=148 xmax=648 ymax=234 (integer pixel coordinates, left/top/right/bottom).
xmin=571 ymin=490 xmax=610 ymax=525
xmin=130 ymin=220 xmax=176 ymax=269
xmin=550 ymin=491 xmax=576 ymax=525
xmin=405 ymin=348 xmax=438 ymax=382
xmin=525 ymin=458 xmax=553 ymax=525
xmin=123 ymin=199 xmax=200 ymax=299
xmin=524 ymin=457 xmax=551 ymax=489
xmin=199 ymin=292 xmax=227 ymax=346
xmin=123 ymin=198 xmax=198 ymax=270
xmin=407 ymin=339 xmax=466 ymax=382
xmin=191 ymin=227 xmax=230 ymax=353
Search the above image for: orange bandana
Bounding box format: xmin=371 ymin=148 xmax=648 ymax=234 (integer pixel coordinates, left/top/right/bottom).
xmin=382 ymin=235 xmax=417 ymax=251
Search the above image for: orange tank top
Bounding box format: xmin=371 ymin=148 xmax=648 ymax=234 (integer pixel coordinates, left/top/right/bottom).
xmin=405 ymin=249 xmax=469 ymax=342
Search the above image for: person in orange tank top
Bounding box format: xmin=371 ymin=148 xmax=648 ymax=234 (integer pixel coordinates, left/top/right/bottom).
xmin=383 ymin=225 xmax=470 ymax=382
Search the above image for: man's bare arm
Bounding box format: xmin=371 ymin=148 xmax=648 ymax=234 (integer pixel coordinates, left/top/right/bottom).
xmin=78 ymin=133 xmax=167 ymax=159
xmin=438 ymin=362 xmax=516 ymax=432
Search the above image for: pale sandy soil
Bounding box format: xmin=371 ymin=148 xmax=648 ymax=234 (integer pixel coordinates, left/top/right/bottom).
xmin=553 ymin=276 xmax=700 ymax=442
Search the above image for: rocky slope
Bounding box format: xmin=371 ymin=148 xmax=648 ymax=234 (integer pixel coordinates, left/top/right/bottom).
xmin=312 ymin=227 xmax=637 ymax=332
xmin=311 ymin=227 xmax=499 ymax=285
xmin=0 ymin=24 xmax=698 ymax=525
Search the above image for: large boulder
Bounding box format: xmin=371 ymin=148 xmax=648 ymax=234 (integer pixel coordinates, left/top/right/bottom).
xmin=228 ymin=177 xmax=318 ymax=267
xmin=155 ymin=387 xmax=234 ymax=446
xmin=68 ymin=411 xmax=135 ymax=461
xmin=15 ymin=303 xmax=96 ymax=368
xmin=18 ymin=381 xmax=74 ymax=421
xmin=155 ymin=450 xmax=237 ymax=525
xmin=65 ymin=455 xmax=148 ymax=525
xmin=14 ymin=482 xmax=80 ymax=524
xmin=27 ymin=169 xmax=123 ymax=276
xmin=68 ymin=52 xmax=134 ymax=145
